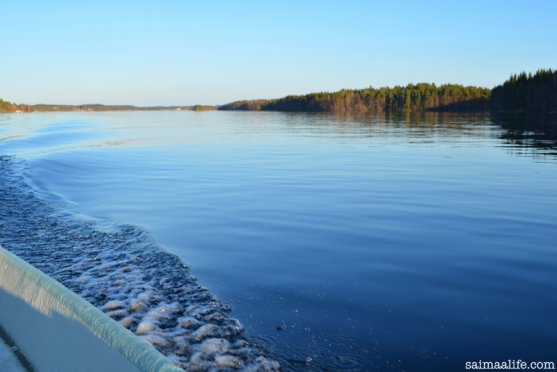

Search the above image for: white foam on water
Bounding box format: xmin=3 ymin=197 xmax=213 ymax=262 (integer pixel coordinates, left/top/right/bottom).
xmin=0 ymin=156 xmax=280 ymax=371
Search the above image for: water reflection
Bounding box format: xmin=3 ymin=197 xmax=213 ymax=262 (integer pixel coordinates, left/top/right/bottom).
xmin=492 ymin=113 xmax=557 ymax=158
xmin=0 ymin=111 xmax=556 ymax=371
xmin=2 ymin=111 xmax=557 ymax=160
xmin=329 ymin=111 xmax=557 ymax=159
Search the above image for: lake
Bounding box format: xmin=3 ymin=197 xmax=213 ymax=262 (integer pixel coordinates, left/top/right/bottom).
xmin=1 ymin=111 xmax=556 ymax=371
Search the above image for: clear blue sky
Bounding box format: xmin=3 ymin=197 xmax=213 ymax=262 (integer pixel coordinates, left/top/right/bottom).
xmin=1 ymin=0 xmax=556 ymax=105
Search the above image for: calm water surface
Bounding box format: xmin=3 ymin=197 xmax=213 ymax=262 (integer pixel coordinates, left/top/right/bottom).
xmin=1 ymin=111 xmax=556 ymax=371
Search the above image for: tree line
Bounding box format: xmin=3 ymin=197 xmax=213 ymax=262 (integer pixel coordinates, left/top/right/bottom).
xmin=2 ymin=69 xmax=556 ymax=114
xmin=220 ymin=70 xmax=556 ymax=114
xmin=220 ymin=83 xmax=491 ymax=113
xmin=490 ymin=69 xmax=557 ymax=113
xmin=0 ymin=99 xmax=33 ymax=113
xmin=0 ymin=101 xmax=215 ymax=113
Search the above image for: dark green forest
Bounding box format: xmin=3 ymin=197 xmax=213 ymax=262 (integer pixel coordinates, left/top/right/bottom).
xmin=220 ymin=84 xmax=491 ymax=113
xmin=490 ymin=69 xmax=557 ymax=113
xmin=220 ymin=69 xmax=556 ymax=114
xmin=2 ymin=69 xmax=556 ymax=114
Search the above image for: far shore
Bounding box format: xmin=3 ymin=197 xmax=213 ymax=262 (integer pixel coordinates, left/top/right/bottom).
xmin=1 ymin=68 xmax=556 ymax=115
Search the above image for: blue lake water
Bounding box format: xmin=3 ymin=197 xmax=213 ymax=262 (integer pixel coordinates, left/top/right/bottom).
xmin=0 ymin=111 xmax=556 ymax=371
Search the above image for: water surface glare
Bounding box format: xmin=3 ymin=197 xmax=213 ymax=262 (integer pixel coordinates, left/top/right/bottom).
xmin=1 ymin=111 xmax=556 ymax=371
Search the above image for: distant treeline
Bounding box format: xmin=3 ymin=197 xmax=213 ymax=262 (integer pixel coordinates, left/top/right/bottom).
xmin=491 ymin=69 xmax=557 ymax=113
xmin=220 ymin=83 xmax=491 ymax=113
xmin=220 ymin=69 xmax=557 ymax=114
xmin=2 ymin=69 xmax=556 ymax=114
xmin=0 ymin=101 xmax=215 ymax=113
xmin=0 ymin=99 xmax=32 ymax=113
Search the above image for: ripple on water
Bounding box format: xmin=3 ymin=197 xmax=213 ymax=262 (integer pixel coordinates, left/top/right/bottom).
xmin=0 ymin=155 xmax=279 ymax=371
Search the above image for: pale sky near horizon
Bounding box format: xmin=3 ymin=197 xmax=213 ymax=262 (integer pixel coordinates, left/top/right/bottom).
xmin=1 ymin=0 xmax=556 ymax=106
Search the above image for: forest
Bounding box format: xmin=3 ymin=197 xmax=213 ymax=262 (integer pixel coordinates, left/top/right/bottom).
xmin=490 ymin=69 xmax=557 ymax=113
xmin=1 ymin=69 xmax=556 ymax=114
xmin=220 ymin=83 xmax=490 ymax=113
xmin=0 ymin=99 xmax=33 ymax=113
xmin=0 ymin=102 xmax=212 ymax=113
xmin=220 ymin=70 xmax=556 ymax=114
